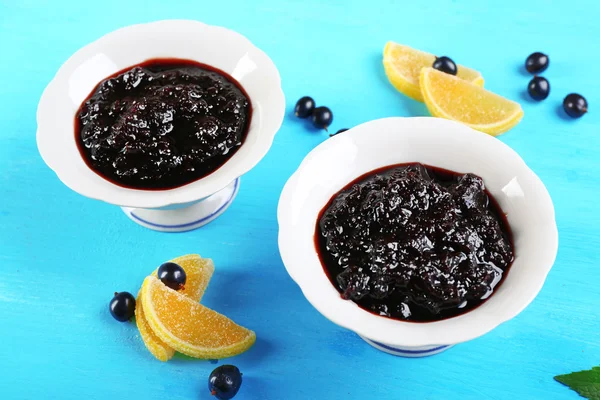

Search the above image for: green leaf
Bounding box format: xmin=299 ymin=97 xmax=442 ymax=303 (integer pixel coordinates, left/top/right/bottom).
xmin=555 ymin=366 xmax=600 ymax=400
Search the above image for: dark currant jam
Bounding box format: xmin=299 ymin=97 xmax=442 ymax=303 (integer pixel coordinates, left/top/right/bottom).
xmin=316 ymin=163 xmax=514 ymax=322
xmin=75 ymin=59 xmax=251 ymax=190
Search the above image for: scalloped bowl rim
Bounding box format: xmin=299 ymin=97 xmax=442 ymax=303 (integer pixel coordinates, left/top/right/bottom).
xmin=36 ymin=20 xmax=285 ymax=209
xmin=278 ymin=117 xmax=558 ymax=347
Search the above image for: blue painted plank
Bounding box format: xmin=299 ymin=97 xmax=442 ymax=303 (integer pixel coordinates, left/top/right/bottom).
xmin=0 ymin=0 xmax=599 ymax=399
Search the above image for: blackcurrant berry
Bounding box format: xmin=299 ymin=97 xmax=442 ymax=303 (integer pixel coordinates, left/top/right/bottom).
xmin=157 ymin=262 xmax=186 ymax=290
xmin=209 ymin=365 xmax=243 ymax=400
xmin=432 ymin=56 xmax=457 ymax=75
xmin=330 ymin=128 xmax=348 ymax=137
xmin=563 ymin=93 xmax=588 ymax=118
xmin=525 ymin=52 xmax=549 ymax=74
xmin=294 ymin=96 xmax=315 ymax=118
xmin=109 ymin=292 xmax=136 ymax=322
xmin=527 ymin=76 xmax=550 ymax=101
xmin=311 ymin=107 xmax=333 ymax=130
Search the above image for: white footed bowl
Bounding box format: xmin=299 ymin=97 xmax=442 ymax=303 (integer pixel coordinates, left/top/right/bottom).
xmin=37 ymin=20 xmax=285 ymax=232
xmin=278 ymin=117 xmax=558 ymax=357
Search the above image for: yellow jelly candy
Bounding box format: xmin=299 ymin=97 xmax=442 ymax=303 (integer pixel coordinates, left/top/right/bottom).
xmin=136 ymin=254 xmax=214 ymax=361
xmin=384 ymin=41 xmax=483 ymax=102
xmin=141 ymin=275 xmax=256 ymax=359
xmin=420 ymin=67 xmax=523 ymax=135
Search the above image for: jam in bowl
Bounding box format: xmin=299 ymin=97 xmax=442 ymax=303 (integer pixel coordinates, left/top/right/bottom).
xmin=278 ymin=117 xmax=558 ymax=357
xmin=316 ymin=163 xmax=514 ymax=323
xmin=76 ymin=59 xmax=252 ymax=190
xmin=37 ymin=20 xmax=285 ymax=232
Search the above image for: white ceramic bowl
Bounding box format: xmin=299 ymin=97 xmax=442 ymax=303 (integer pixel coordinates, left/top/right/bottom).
xmin=278 ymin=117 xmax=558 ymax=357
xmin=37 ymin=20 xmax=285 ymax=232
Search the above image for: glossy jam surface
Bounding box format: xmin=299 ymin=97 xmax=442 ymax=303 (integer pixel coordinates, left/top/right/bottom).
xmin=75 ymin=59 xmax=251 ymax=190
xmin=316 ymin=163 xmax=514 ymax=322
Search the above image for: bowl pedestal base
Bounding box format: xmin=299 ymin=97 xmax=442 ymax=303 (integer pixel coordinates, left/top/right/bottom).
xmin=121 ymin=178 xmax=240 ymax=232
xmin=359 ymin=335 xmax=453 ymax=357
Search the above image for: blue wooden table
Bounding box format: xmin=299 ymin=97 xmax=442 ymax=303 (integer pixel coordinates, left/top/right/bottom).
xmin=1 ymin=0 xmax=599 ymax=399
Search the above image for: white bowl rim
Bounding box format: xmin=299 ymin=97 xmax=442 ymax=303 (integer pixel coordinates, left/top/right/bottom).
xmin=278 ymin=116 xmax=559 ymax=347
xmin=36 ymin=19 xmax=285 ymax=209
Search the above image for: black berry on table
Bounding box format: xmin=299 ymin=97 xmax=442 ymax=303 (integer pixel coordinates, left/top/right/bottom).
xmin=294 ymin=96 xmax=316 ymax=118
xmin=109 ymin=292 xmax=136 ymax=322
xmin=330 ymin=128 xmax=348 ymax=137
xmin=311 ymin=106 xmax=333 ymax=130
xmin=563 ymin=93 xmax=588 ymax=118
xmin=527 ymin=76 xmax=550 ymax=101
xmin=209 ymin=365 xmax=243 ymax=400
xmin=525 ymin=52 xmax=549 ymax=74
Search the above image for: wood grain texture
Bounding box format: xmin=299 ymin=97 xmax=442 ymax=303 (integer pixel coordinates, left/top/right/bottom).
xmin=0 ymin=0 xmax=599 ymax=399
